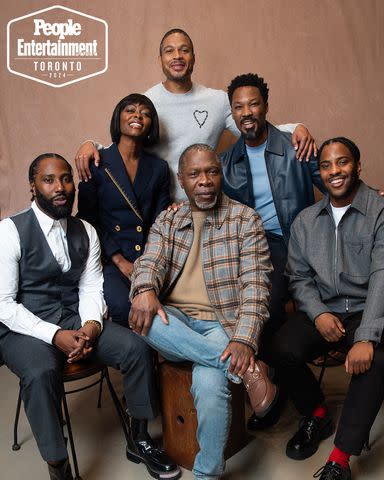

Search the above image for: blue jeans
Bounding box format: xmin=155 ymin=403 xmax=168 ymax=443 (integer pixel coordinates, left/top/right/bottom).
xmin=143 ymin=306 xmax=237 ymax=480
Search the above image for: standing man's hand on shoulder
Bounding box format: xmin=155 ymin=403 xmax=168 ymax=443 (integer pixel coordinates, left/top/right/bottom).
xmin=315 ymin=312 xmax=345 ymax=342
xmin=129 ymin=289 xmax=168 ymax=336
xmin=291 ymin=124 xmax=318 ymax=161
xmin=74 ymin=141 xmax=100 ymax=181
xmin=220 ymin=341 xmax=255 ymax=377
xmin=345 ymin=341 xmax=374 ymax=375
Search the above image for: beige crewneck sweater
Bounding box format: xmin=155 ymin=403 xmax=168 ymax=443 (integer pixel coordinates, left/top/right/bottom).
xmin=166 ymin=211 xmax=216 ymax=320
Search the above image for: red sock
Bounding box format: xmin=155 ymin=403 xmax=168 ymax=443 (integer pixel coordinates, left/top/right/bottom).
xmin=312 ymin=404 xmax=327 ymax=418
xmin=328 ymin=446 xmax=350 ymax=470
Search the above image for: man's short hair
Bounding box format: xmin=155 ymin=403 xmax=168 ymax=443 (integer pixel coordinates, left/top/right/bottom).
xmin=227 ymin=73 xmax=269 ymax=105
xmin=318 ymin=137 xmax=361 ymax=164
xmin=159 ymin=28 xmax=194 ymax=55
xmin=28 ymin=153 xmax=71 ymax=183
xmin=110 ymin=93 xmax=159 ymax=147
xmin=178 ymin=143 xmax=219 ymax=173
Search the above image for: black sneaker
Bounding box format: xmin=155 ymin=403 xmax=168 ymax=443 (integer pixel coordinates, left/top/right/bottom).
xmin=286 ymin=415 xmax=334 ymax=460
xmin=313 ymin=461 xmax=351 ymax=479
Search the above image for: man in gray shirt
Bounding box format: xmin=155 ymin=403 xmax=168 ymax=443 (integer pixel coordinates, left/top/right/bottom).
xmin=269 ymin=137 xmax=384 ymax=480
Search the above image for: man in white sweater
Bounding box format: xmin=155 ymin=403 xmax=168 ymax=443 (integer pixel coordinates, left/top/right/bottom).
xmin=75 ymin=29 xmax=316 ymax=201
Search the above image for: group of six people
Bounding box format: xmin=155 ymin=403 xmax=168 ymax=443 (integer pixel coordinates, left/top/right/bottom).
xmin=0 ymin=28 xmax=383 ymax=480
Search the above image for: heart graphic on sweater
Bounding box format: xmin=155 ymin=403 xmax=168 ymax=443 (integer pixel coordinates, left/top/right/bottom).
xmin=193 ymin=110 xmax=208 ymax=128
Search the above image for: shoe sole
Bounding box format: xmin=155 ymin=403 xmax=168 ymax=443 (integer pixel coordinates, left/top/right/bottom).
xmin=126 ymin=448 xmax=181 ymax=480
xmin=286 ymin=421 xmax=334 ymax=461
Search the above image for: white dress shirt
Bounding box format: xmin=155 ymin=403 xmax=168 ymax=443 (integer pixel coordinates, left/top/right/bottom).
xmin=0 ymin=202 xmax=106 ymax=344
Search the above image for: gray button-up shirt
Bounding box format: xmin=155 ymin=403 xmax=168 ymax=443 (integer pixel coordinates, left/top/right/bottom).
xmin=287 ymin=181 xmax=384 ymax=343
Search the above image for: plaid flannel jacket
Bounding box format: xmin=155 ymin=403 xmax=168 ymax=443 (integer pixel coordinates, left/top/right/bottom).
xmin=130 ymin=194 xmax=272 ymax=352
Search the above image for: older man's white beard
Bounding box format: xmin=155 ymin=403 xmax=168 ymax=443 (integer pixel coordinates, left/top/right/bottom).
xmin=194 ymin=195 xmax=218 ymax=210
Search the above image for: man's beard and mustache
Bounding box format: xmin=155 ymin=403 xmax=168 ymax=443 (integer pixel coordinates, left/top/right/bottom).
xmin=194 ymin=194 xmax=218 ymax=210
xmin=35 ymin=189 xmax=75 ymax=219
xmin=241 ymin=116 xmax=266 ymax=142
xmin=329 ymin=167 xmax=360 ymax=202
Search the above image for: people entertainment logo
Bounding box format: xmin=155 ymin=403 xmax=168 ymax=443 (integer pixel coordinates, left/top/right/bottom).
xmin=7 ymin=5 xmax=108 ymax=88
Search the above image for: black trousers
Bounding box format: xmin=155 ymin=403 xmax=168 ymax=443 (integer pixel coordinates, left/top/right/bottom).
xmin=103 ymin=262 xmax=132 ymax=328
xmin=0 ymin=317 xmax=159 ymax=462
xmin=261 ymin=232 xmax=289 ymax=343
xmin=268 ymin=311 xmax=384 ymax=455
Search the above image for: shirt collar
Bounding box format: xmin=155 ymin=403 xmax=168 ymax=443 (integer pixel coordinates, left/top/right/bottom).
xmin=31 ymin=201 xmax=67 ymax=236
xmin=314 ymin=180 xmax=368 ymax=217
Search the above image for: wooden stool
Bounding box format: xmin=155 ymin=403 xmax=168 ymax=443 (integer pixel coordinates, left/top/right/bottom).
xmin=159 ymin=360 xmax=249 ymax=470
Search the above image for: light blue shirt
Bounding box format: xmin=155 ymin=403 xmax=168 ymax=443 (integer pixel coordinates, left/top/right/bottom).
xmin=246 ymin=142 xmax=282 ymax=236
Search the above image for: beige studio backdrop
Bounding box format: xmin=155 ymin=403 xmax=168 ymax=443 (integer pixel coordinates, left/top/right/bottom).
xmin=1 ymin=0 xmax=383 ymax=218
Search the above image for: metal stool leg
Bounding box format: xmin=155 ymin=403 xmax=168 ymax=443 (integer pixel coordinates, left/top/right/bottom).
xmin=97 ymin=370 xmax=104 ymax=408
xmin=12 ymin=389 xmax=22 ymax=451
xmin=317 ymin=354 xmax=328 ymax=386
xmin=104 ymin=368 xmax=131 ymax=443
xmin=62 ymin=394 xmax=82 ymax=480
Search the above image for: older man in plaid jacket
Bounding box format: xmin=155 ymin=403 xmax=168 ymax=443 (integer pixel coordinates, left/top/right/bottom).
xmin=129 ymin=143 xmax=274 ymax=480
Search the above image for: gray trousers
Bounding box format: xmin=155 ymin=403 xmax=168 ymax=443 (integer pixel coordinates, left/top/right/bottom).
xmin=0 ymin=318 xmax=159 ymax=462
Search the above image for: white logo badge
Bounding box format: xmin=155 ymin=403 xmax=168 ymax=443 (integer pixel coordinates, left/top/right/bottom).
xmin=7 ymin=5 xmax=108 ymax=88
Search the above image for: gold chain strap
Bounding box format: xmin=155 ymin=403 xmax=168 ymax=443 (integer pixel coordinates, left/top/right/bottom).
xmin=104 ymin=167 xmax=143 ymax=222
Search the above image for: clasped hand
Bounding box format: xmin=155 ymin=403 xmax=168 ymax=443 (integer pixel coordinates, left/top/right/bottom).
xmin=53 ymin=323 xmax=100 ymax=363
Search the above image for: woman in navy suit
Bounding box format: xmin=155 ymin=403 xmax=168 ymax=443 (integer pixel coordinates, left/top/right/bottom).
xmin=78 ymin=94 xmax=171 ymax=327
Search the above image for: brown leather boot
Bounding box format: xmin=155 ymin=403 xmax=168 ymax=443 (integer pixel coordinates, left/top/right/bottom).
xmin=47 ymin=459 xmax=74 ymax=480
xmin=243 ymin=360 xmax=278 ymax=417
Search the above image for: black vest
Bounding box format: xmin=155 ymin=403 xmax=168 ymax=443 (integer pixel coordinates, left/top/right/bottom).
xmin=11 ymin=209 xmax=89 ymax=326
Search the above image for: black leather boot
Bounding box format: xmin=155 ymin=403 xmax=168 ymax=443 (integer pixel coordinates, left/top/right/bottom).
xmin=126 ymin=418 xmax=181 ymax=479
xmin=47 ymin=459 xmax=74 ymax=480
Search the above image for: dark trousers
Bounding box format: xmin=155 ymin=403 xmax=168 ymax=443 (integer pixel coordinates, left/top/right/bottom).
xmin=261 ymin=232 xmax=289 ymax=343
xmin=0 ymin=318 xmax=159 ymax=462
xmin=269 ymin=311 xmax=384 ymax=455
xmin=103 ymin=262 xmax=132 ymax=327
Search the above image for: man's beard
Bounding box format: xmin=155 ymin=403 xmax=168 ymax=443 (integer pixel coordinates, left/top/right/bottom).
xmin=331 ymin=168 xmax=360 ymax=203
xmin=194 ymin=194 xmax=218 ymax=210
xmin=35 ymin=189 xmax=75 ymax=219
xmin=241 ymin=118 xmax=266 ymax=143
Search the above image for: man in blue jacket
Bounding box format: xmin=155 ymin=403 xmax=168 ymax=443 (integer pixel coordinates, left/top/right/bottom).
xmin=220 ymin=73 xmax=326 ymax=428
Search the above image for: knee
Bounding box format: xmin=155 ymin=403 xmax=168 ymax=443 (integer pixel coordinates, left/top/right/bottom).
xmin=268 ymin=334 xmax=306 ymax=366
xmin=191 ymin=367 xmax=230 ymax=410
xmin=121 ymin=333 xmax=153 ymax=367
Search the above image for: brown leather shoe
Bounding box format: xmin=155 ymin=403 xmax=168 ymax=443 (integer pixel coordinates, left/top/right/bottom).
xmin=243 ymin=360 xmax=278 ymax=417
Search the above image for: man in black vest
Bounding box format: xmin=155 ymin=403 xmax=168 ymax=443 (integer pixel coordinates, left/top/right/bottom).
xmin=0 ymin=154 xmax=180 ymax=480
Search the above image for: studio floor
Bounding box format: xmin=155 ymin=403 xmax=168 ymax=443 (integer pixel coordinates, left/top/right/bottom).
xmin=1 ymin=363 xmax=383 ymax=480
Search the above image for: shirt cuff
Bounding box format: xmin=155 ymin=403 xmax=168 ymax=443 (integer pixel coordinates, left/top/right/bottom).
xmin=306 ymin=303 xmax=331 ymax=322
xmin=354 ymin=325 xmax=383 ymax=344
xmin=31 ymin=322 xmax=61 ymax=345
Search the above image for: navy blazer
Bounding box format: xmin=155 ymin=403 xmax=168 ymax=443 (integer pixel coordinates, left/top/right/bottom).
xmin=77 ymin=143 xmax=171 ymax=262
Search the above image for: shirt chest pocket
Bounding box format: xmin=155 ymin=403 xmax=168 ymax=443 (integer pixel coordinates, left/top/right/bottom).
xmin=342 ymin=234 xmax=373 ymax=278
